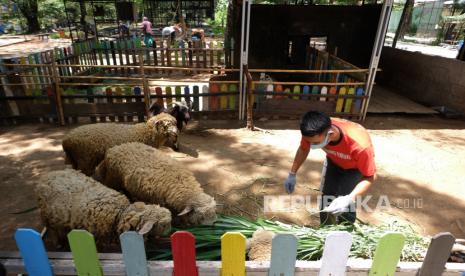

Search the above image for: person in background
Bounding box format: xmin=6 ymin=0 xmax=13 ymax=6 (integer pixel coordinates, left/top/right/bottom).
xmin=162 ymin=23 xmax=182 ymax=45
xmin=118 ymin=20 xmax=130 ymax=38
xmin=141 ymin=17 xmax=153 ymax=47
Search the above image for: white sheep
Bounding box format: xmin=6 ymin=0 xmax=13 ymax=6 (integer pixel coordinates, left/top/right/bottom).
xmin=62 ymin=113 xmax=178 ymax=176
xmin=36 ymin=169 xmax=172 ymax=248
xmin=247 ymin=229 xmax=275 ymax=261
xmin=94 ymin=142 xmax=217 ymax=227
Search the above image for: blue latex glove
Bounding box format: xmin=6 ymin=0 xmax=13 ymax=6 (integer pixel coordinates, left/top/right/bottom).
xmin=323 ymin=195 xmax=354 ymax=215
xmin=284 ymin=173 xmax=296 ymax=194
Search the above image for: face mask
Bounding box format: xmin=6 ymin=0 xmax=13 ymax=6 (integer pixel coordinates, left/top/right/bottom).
xmin=311 ymin=130 xmax=333 ymax=150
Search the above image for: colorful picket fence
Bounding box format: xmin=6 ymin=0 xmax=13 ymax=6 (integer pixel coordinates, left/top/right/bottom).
xmin=1 ymin=228 xmax=464 ymax=275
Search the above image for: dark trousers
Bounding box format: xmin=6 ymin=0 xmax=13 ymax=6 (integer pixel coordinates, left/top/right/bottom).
xmin=319 ymin=158 xmax=363 ymax=225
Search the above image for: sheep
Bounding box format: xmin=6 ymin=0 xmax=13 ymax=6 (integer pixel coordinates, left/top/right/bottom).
xmin=94 ymin=142 xmax=217 ymax=227
xmin=149 ymin=100 xmax=191 ymax=131
xmin=62 ymin=112 xmax=178 ymax=176
xmin=35 ymin=169 xmax=172 ymax=248
xmin=246 ymin=229 xmax=275 ymax=261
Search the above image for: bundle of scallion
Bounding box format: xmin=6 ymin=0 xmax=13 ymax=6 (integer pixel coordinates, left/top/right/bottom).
xmin=148 ymin=215 xmax=429 ymax=262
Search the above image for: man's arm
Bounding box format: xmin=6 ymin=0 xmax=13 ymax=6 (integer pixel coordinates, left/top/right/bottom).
xmin=290 ymin=146 xmax=310 ymax=174
xmin=348 ymin=174 xmax=376 ymax=200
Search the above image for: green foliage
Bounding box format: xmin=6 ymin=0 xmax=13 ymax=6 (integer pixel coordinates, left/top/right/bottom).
xmin=38 ymin=0 xmax=66 ymax=28
xmin=205 ymin=0 xmax=228 ymax=35
xmin=149 ymin=215 xmax=429 ymax=262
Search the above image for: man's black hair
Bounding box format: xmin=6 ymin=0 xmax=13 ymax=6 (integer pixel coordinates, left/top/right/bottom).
xmin=300 ymin=111 xmax=331 ymax=137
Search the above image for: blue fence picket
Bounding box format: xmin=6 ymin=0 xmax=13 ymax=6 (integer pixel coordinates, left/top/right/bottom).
xmin=120 ymin=231 xmax=149 ymax=276
xmin=269 ymin=234 xmax=297 ymax=276
xmin=14 ymin=228 xmax=53 ymax=276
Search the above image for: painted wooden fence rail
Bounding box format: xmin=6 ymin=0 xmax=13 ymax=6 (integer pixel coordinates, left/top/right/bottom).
xmin=1 ymin=228 xmax=464 ymax=275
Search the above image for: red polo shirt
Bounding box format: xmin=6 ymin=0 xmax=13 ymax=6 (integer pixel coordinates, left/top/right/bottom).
xmin=300 ymin=118 xmax=376 ymax=177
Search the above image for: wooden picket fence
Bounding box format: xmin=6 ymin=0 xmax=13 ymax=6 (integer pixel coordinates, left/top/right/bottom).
xmin=248 ymin=47 xmax=370 ymax=121
xmin=1 ymin=228 xmax=465 ymax=275
xmin=0 ymin=38 xmax=378 ymax=125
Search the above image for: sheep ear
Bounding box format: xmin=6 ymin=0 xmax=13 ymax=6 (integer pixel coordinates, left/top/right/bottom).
xmin=177 ymin=206 xmax=193 ymax=216
xmin=93 ymin=161 xmax=106 ymax=182
xmin=138 ymin=221 xmax=155 ymax=235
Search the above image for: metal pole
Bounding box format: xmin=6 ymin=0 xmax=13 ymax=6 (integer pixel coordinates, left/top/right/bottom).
xmin=361 ymin=0 xmax=393 ymax=121
xmin=238 ymin=0 xmax=247 ymax=120
xmin=239 ymin=0 xmax=252 ymax=121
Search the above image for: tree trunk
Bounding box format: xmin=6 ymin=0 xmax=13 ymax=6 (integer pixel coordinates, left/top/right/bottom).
xmin=15 ymin=0 xmax=41 ymax=33
xmin=79 ymin=1 xmax=88 ymax=40
xmin=392 ymin=0 xmax=414 ymax=48
xmin=25 ymin=15 xmax=41 ymax=33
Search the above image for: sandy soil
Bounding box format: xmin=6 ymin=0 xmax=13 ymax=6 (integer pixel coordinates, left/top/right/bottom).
xmin=1 ymin=114 xmax=465 ymax=250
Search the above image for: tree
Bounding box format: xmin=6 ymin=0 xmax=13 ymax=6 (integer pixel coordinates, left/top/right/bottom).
xmin=392 ymin=0 xmax=414 ymax=48
xmin=12 ymin=0 xmax=41 ymax=33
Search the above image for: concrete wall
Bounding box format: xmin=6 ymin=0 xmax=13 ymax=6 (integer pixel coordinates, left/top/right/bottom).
xmin=377 ymin=47 xmax=465 ymax=114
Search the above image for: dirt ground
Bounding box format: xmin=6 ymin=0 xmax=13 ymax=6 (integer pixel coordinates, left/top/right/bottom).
xmin=1 ymin=114 xmax=465 ymax=251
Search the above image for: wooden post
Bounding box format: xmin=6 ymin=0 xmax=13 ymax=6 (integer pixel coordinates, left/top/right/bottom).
xmin=245 ymin=65 xmax=254 ymax=130
xmin=51 ymin=50 xmax=65 ymax=125
xmin=139 ymin=52 xmax=150 ymax=118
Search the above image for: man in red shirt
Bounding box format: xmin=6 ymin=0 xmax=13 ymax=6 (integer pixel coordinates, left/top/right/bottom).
xmin=284 ymin=111 xmax=376 ymax=225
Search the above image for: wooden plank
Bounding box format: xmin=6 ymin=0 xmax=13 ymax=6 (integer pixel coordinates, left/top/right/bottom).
xmin=2 ymin=258 xmax=465 ymax=276
xmin=62 ymin=102 xmax=145 ymax=116
xmin=117 ymin=41 xmax=124 ymax=74
xmin=193 ymin=86 xmax=200 ymax=111
xmin=203 ymin=47 xmax=207 ymax=68
xmin=293 ymin=85 xmax=301 ymax=100
xmin=155 ymin=87 xmax=164 ymax=107
xmin=153 ymin=39 xmax=158 ymax=68
xmin=368 ymin=232 xmax=405 ymax=276
xmin=220 ymin=84 xmax=228 ymax=110
xmin=256 ymin=99 xmax=335 ymax=116
xmin=106 ymin=87 xmax=115 ymax=122
xmin=166 ymin=86 xmax=173 ymax=106
xmin=172 ymin=231 xmax=198 ymax=276
xmin=221 ymin=232 xmax=246 ymax=276
xmin=229 ymin=84 xmax=238 ymax=110
xmin=268 ymin=234 xmax=297 ymax=276
xmin=335 ymin=87 xmax=346 ymax=112
xmin=174 ymin=42 xmax=179 ymax=67
xmin=275 ymin=84 xmax=283 ymax=99
xmin=418 ymin=232 xmax=456 ymax=276
xmin=263 ymin=83 xmax=273 ymax=100
xmin=120 ymin=232 xmax=149 ymax=276
xmin=320 ymin=86 xmax=328 ymax=102
xmin=328 ymin=86 xmax=337 ymax=102
xmin=184 ymin=86 xmax=191 ymax=106
xmin=175 ymin=86 xmax=182 ymax=102
xmin=68 ymin=230 xmax=103 ymax=276
xmin=202 ymin=85 xmax=209 ymax=111
xmin=14 ymin=228 xmax=53 ymax=276
xmin=210 ymin=83 xmax=219 ymax=111
xmin=209 ymin=42 xmax=214 ymax=67
xmin=114 ymin=87 xmax=125 ymax=122
xmin=351 ymin=87 xmax=364 ymax=114
xmin=133 ymin=86 xmax=145 ymax=121
xmin=319 ymin=231 xmax=353 ymax=276
xmin=344 ymin=87 xmax=355 ymax=113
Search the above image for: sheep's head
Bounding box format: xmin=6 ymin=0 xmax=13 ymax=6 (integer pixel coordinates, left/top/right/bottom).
xmin=147 ymin=113 xmax=179 ymax=150
xmin=118 ymin=202 xmax=172 ymax=237
xmin=149 ymin=101 xmax=191 ymax=132
xmin=170 ymin=101 xmax=191 ymax=131
xmin=174 ymin=193 xmax=217 ymax=226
